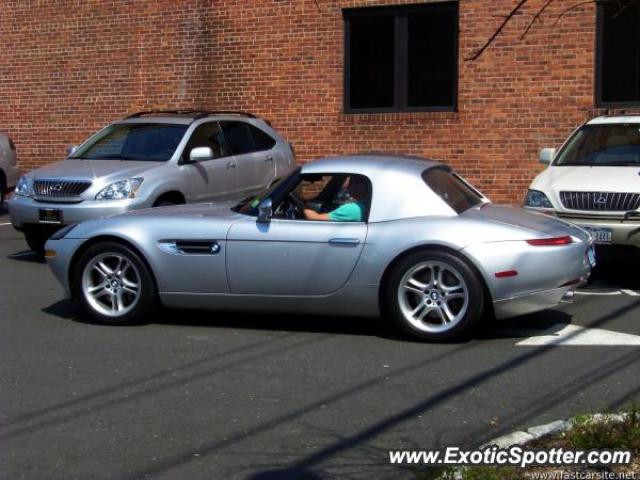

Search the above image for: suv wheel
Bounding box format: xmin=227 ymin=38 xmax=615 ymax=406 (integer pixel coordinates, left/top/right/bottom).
xmin=73 ymin=242 xmax=156 ymax=325
xmin=385 ymin=251 xmax=484 ymax=342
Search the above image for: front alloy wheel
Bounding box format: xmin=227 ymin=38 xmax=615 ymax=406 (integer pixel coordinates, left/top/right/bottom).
xmin=74 ymin=242 xmax=156 ymax=324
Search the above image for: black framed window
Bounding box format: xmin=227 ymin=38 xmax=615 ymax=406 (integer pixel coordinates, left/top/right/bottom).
xmin=596 ymin=2 xmax=640 ymax=106
xmin=343 ymin=2 xmax=458 ymax=113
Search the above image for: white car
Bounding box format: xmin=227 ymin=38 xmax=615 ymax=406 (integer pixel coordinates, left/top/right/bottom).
xmin=0 ymin=132 xmax=20 ymax=210
xmin=525 ymin=115 xmax=640 ymax=248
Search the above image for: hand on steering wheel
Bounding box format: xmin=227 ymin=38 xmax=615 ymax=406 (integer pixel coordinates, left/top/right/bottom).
xmin=289 ymin=191 xmax=306 ymax=210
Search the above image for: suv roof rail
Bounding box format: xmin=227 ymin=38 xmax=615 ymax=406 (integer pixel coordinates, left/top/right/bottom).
xmin=602 ymin=109 xmax=640 ymax=117
xmin=126 ymin=110 xmax=259 ymax=119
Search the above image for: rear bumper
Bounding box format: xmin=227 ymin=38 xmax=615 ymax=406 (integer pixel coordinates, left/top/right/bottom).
xmin=493 ymin=284 xmax=579 ymax=319
xmin=8 ymin=194 xmax=141 ymax=229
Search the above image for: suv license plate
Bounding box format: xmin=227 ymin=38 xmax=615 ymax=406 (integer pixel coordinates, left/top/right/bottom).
xmin=583 ymin=226 xmax=612 ymax=244
xmin=39 ymin=208 xmax=63 ymax=224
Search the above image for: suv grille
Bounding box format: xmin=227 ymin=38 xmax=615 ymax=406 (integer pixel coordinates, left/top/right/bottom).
xmin=33 ymin=179 xmax=92 ymax=198
xmin=559 ymin=191 xmax=640 ymax=211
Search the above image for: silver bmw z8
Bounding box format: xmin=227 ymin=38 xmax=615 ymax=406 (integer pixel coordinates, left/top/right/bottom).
xmin=44 ymin=155 xmax=595 ymax=341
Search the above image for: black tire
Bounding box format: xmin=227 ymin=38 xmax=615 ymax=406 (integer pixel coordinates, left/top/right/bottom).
xmin=25 ymin=232 xmax=47 ymax=256
xmin=72 ymin=241 xmax=157 ymax=325
xmin=153 ymin=200 xmax=176 ymax=208
xmin=384 ymin=250 xmax=485 ymax=342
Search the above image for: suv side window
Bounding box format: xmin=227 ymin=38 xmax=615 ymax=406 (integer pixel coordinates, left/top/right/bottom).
xmin=184 ymin=122 xmax=226 ymax=161
xmin=220 ymin=121 xmax=256 ymax=155
xmin=250 ymin=125 xmax=276 ymax=151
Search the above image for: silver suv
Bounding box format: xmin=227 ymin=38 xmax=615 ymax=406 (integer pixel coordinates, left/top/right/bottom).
xmin=9 ymin=110 xmax=295 ymax=253
xmin=0 ymin=132 xmax=20 ymax=211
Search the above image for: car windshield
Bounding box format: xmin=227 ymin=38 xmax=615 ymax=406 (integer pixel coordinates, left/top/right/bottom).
xmin=232 ymin=168 xmax=301 ymax=215
xmin=555 ymin=124 xmax=640 ymax=166
xmin=422 ymin=167 xmax=484 ymax=214
xmin=70 ymin=123 xmax=188 ymax=161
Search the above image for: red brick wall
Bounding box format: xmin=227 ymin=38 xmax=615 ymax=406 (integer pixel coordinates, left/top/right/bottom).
xmin=0 ymin=0 xmax=601 ymax=203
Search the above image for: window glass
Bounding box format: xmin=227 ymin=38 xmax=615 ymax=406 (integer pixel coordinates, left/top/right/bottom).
xmin=407 ymin=9 xmax=457 ymax=107
xmin=599 ymin=3 xmax=640 ymax=104
xmin=71 ymin=123 xmax=187 ymax=161
xmin=221 ymin=121 xmax=255 ymax=155
xmin=344 ymin=2 xmax=458 ymax=112
xmin=555 ymin=124 xmax=640 ymax=166
xmin=250 ymin=126 xmax=276 ymax=151
xmin=184 ymin=122 xmax=226 ymax=161
xmin=276 ymin=173 xmax=371 ymax=222
xmin=348 ymin=14 xmax=395 ymax=109
xmin=422 ymin=168 xmax=482 ymax=214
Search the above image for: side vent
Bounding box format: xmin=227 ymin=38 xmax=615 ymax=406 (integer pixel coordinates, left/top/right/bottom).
xmin=159 ymin=240 xmax=221 ymax=255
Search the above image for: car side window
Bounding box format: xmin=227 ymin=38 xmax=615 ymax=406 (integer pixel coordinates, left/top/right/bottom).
xmin=274 ymin=173 xmax=372 ymax=222
xmin=184 ymin=122 xmax=226 ymax=161
xmin=220 ymin=121 xmax=255 ymax=155
xmin=250 ymin=125 xmax=276 ymax=151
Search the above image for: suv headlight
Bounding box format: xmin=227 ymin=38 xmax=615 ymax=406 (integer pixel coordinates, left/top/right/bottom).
xmin=15 ymin=176 xmax=33 ymax=197
xmin=96 ymin=178 xmax=143 ymax=200
xmin=524 ymin=190 xmax=553 ymax=209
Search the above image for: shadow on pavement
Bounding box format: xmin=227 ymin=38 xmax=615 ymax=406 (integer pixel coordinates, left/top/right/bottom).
xmin=6 ymin=249 xmax=45 ymax=264
xmin=587 ymin=245 xmax=640 ymax=290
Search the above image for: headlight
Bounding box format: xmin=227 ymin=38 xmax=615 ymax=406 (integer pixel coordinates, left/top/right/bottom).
xmin=524 ymin=190 xmax=553 ymax=209
xmin=95 ymin=178 xmax=143 ymax=200
xmin=14 ymin=176 xmax=33 ymax=197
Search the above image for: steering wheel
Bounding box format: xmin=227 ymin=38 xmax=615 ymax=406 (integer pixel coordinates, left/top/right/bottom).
xmin=286 ymin=192 xmax=305 ymax=219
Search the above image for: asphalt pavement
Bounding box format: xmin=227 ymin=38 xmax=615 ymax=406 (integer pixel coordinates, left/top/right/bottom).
xmin=1 ymin=208 xmax=639 ymax=480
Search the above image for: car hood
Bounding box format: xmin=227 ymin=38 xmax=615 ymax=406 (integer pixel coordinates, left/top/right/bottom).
xmin=26 ymin=159 xmax=163 ymax=182
xmin=532 ymin=165 xmax=640 ymax=193
xmin=68 ymin=200 xmax=245 ymax=240
xmin=121 ymin=200 xmax=242 ymax=220
xmin=463 ymin=204 xmax=589 ymax=240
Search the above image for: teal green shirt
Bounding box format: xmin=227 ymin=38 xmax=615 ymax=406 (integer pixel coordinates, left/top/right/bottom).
xmin=328 ymin=201 xmax=365 ymax=222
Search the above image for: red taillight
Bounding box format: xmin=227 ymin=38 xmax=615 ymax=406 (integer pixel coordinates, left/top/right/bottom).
xmin=526 ymin=236 xmax=573 ymax=246
xmin=495 ymin=270 xmax=518 ymax=278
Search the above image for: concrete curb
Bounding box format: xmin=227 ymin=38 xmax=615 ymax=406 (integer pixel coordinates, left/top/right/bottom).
xmin=480 ymin=419 xmax=571 ymax=449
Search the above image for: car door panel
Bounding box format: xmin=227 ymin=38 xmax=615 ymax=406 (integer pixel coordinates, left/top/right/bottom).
xmin=182 ymin=121 xmax=239 ymax=201
xmin=226 ymin=217 xmax=367 ymax=295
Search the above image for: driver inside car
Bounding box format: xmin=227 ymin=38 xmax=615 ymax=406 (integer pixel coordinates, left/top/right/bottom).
xmin=303 ymin=176 xmax=368 ymax=222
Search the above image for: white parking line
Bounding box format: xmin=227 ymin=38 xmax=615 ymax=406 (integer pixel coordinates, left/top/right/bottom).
xmin=0 ymin=222 xmax=11 ymax=226
xmin=517 ymin=323 xmax=640 ymax=346
xmin=621 ymin=289 xmax=640 ymax=297
xmin=575 ymin=290 xmax=622 ymax=296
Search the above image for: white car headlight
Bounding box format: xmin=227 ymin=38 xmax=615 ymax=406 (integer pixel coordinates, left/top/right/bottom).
xmin=524 ymin=190 xmax=553 ymax=209
xmin=15 ymin=176 xmax=33 ymax=197
xmin=96 ymin=178 xmax=144 ymax=200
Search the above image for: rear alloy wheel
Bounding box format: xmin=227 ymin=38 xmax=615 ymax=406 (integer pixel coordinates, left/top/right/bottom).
xmin=386 ymin=251 xmax=484 ymax=341
xmin=74 ymin=242 xmax=156 ymax=325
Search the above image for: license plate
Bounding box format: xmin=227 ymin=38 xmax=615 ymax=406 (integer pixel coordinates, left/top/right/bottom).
xmin=583 ymin=226 xmax=612 ymax=244
xmin=587 ymin=245 xmax=597 ymax=267
xmin=39 ymin=208 xmax=63 ymax=224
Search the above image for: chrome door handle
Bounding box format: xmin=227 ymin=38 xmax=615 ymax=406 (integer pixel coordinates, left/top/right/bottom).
xmin=265 ymin=155 xmax=274 ymax=163
xmin=329 ymin=238 xmax=360 ymax=245
xmin=226 ymin=161 xmax=236 ymax=169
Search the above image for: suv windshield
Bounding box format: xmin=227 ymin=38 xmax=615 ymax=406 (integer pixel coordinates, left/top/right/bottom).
xmin=71 ymin=123 xmax=188 ymax=161
xmin=422 ymin=167 xmax=484 ymax=214
xmin=555 ymin=124 xmax=640 ymax=166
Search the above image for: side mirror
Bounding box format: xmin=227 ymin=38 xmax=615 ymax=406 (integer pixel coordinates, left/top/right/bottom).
xmin=66 ymin=145 xmax=78 ymax=156
xmin=189 ymin=146 xmax=214 ymax=162
xmin=257 ymin=198 xmax=272 ymax=224
xmin=539 ymin=148 xmax=556 ymax=165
